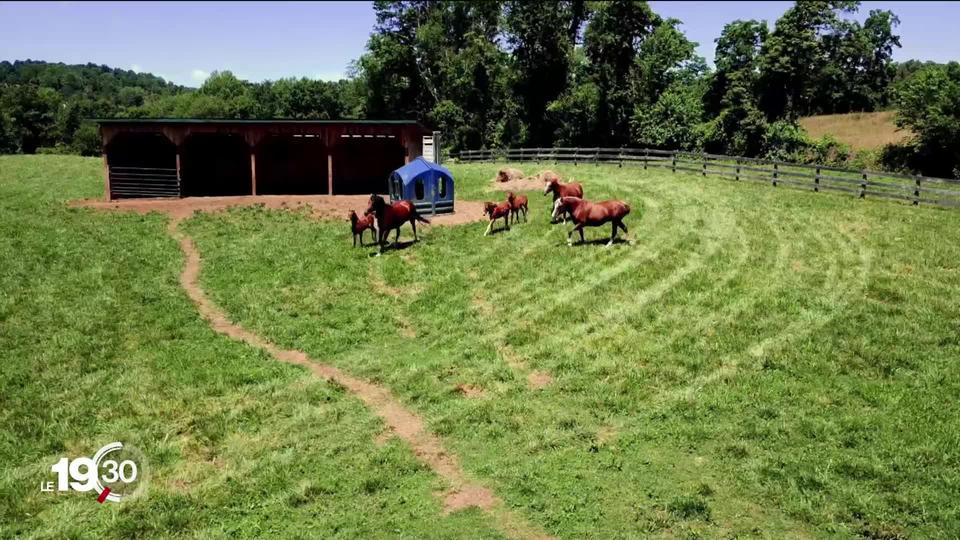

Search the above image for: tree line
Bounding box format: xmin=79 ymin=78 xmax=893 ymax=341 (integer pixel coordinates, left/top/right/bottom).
xmin=1 ymin=1 xmax=958 ymax=177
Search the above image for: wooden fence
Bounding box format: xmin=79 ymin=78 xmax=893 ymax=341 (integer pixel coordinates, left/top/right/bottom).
xmin=456 ymin=147 xmax=960 ymax=209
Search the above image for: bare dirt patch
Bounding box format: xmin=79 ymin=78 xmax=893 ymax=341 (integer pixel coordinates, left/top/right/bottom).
xmin=71 ymin=194 xmax=486 ymax=226
xmin=491 ymin=169 xmax=565 ymax=193
xmin=369 ymin=266 xmax=418 ymax=299
xmin=443 ymin=484 xmax=497 ymax=513
xmin=527 ymin=371 xmax=553 ymax=389
xmin=492 ymin=176 xmax=546 ymax=193
xmin=496 ymin=343 xmax=554 ymax=390
xmin=396 ymin=316 xmax=417 ymax=338
xmin=167 ymin=218 xmax=543 ymax=539
xmin=471 ymin=291 xmax=495 ymax=318
xmin=595 ymin=425 xmax=618 ymax=445
xmin=454 ymin=383 xmax=486 ymax=398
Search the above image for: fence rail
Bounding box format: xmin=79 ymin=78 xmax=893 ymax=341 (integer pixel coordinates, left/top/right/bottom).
xmin=456 ymin=147 xmax=960 ymax=209
xmin=109 ymin=166 xmax=180 ymax=199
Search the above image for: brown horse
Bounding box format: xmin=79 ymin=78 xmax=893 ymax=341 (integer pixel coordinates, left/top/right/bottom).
xmin=349 ymin=210 xmax=377 ymax=247
xmin=365 ymin=194 xmax=430 ymax=253
xmin=543 ymin=178 xmax=583 ymax=223
xmin=552 ymin=196 xmax=630 ymax=246
xmin=482 ymin=201 xmax=512 ymax=236
xmin=506 ymin=192 xmax=528 ymax=224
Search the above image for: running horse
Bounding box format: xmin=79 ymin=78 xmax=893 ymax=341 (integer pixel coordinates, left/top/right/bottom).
xmin=552 ymin=196 xmax=630 ymax=246
xmin=482 ymin=201 xmax=512 ymax=236
xmin=506 ymin=192 xmax=528 ymax=224
xmin=543 ymin=178 xmax=583 ymax=223
xmin=348 ymin=210 xmax=377 ymax=247
xmin=365 ymin=194 xmax=431 ymax=254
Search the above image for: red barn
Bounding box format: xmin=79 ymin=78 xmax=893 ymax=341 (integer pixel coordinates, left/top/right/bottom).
xmin=96 ymin=119 xmax=433 ymax=200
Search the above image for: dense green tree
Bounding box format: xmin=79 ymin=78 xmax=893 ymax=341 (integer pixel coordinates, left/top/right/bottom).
xmin=355 ymin=1 xmax=435 ymax=121
xmin=631 ymin=81 xmax=705 ymax=150
xmin=700 ymin=20 xmax=768 ymax=156
xmin=704 ymin=20 xmax=767 ymax=116
xmin=581 ymin=0 xmax=657 ymax=146
xmin=503 ymin=0 xmax=586 ymax=145
xmin=758 ymin=0 xmax=858 ymax=119
xmin=893 ymin=62 xmax=960 ymax=177
xmin=816 ymin=9 xmax=900 ymax=113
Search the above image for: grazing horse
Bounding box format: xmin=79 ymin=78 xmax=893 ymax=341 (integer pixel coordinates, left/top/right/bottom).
xmin=506 ymin=192 xmax=528 ymax=224
xmin=482 ymin=201 xmax=512 ymax=236
xmin=552 ymin=196 xmax=630 ymax=246
xmin=543 ymin=178 xmax=583 ymax=223
xmin=348 ymin=210 xmax=377 ymax=247
xmin=365 ymin=194 xmax=430 ymax=254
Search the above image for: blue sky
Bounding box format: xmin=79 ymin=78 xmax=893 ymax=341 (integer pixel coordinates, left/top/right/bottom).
xmin=0 ymin=1 xmax=956 ymax=88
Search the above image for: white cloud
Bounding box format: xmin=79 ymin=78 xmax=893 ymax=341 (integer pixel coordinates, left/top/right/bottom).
xmin=191 ymin=69 xmax=210 ymax=83
xmin=130 ymin=64 xmax=141 ymax=73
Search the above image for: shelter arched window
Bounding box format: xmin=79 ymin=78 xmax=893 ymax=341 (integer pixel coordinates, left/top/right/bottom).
xmin=438 ymin=176 xmax=447 ymax=198
xmin=415 ymin=179 xmax=424 ymax=200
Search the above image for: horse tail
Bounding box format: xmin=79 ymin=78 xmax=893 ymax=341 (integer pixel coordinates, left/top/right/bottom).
xmin=413 ymin=209 xmax=431 ymax=224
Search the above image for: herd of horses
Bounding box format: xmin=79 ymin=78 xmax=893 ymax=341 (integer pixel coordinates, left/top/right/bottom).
xmin=350 ymin=176 xmax=630 ymax=254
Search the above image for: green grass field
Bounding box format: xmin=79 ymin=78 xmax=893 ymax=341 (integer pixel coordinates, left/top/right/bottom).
xmin=3 ymin=155 xmax=960 ymax=538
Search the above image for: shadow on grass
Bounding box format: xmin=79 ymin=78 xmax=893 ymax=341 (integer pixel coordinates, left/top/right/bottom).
xmin=484 ymin=226 xmax=512 ymax=236
xmin=563 ymin=237 xmax=631 ymax=247
xmin=368 ymin=239 xmax=419 ymax=256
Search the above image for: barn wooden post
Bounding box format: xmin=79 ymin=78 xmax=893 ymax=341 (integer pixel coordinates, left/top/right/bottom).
xmin=102 ymin=152 xmax=111 ymax=201
xmin=175 ymin=149 xmax=182 ymax=198
xmin=250 ymin=150 xmax=257 ymax=196
xmin=327 ymin=153 xmax=334 ymax=195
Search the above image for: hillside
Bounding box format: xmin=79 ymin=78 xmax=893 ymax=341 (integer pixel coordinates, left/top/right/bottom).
xmin=799 ymin=111 xmax=911 ymax=151
xmin=0 ymin=60 xmax=187 ymax=154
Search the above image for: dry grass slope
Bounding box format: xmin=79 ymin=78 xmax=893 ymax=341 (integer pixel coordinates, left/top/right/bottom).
xmin=799 ymin=111 xmax=911 ymax=150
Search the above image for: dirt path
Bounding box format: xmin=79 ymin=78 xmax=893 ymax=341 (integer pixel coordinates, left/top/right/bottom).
xmin=73 ymin=194 xmax=486 ymax=226
xmin=166 ymin=216 xmax=548 ymax=540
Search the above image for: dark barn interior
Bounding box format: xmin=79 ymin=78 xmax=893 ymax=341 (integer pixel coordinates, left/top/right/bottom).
xmin=333 ymin=137 xmax=406 ymax=195
xmin=181 ymin=134 xmax=252 ymax=197
xmin=256 ymin=135 xmax=327 ymax=195
xmin=96 ymin=119 xmax=429 ymax=200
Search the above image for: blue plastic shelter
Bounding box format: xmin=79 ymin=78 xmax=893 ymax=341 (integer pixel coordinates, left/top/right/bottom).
xmin=388 ymin=157 xmax=454 ymax=215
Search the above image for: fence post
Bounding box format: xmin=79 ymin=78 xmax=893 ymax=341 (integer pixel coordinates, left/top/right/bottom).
xmin=914 ymin=175 xmax=921 ymax=205
xmin=618 ymin=147 xmax=624 ymax=168
xmin=735 ymin=159 xmax=741 ymax=181
xmin=859 ymin=172 xmax=867 ymax=199
xmin=643 ymin=148 xmax=648 ymax=170
xmin=772 ymin=162 xmax=778 ymax=187
xmin=702 ymin=156 xmax=707 ymax=178
xmin=595 ymin=147 xmax=600 ymax=166
xmin=814 ymin=166 xmax=821 ymax=192
xmin=671 ymin=152 xmax=676 ymax=174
